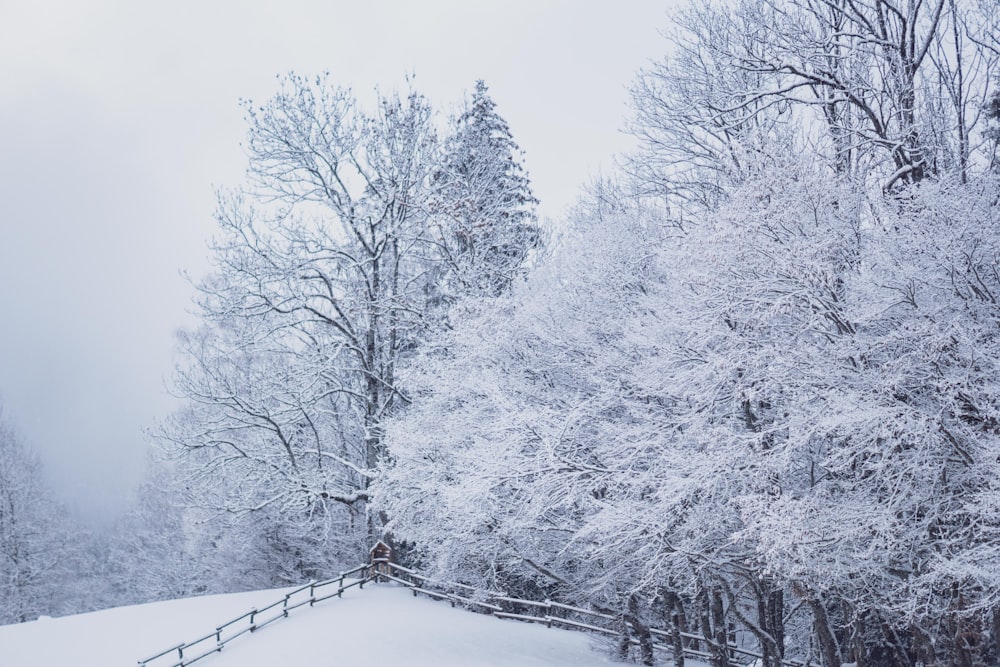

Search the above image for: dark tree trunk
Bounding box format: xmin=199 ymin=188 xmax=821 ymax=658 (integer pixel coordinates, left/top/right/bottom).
xmin=769 ymin=587 xmax=785 ymax=665
xmin=675 ymin=593 xmax=696 ymax=651
xmin=877 ymin=618 xmax=912 ymax=667
xmin=698 ymin=588 xmax=714 ymax=655
xmin=711 ymin=589 xmax=730 ymax=667
xmin=618 ymin=616 xmax=632 ymax=663
xmin=699 ymin=587 xmax=731 ymax=667
xmin=625 ymin=595 xmax=655 ymax=666
xmin=808 ymin=597 xmax=842 ymax=667
xmin=851 ymin=616 xmax=867 ymax=667
xmin=950 ymin=588 xmax=981 ymax=667
xmin=663 ymin=590 xmax=686 ymax=667
xmin=753 ymin=583 xmax=784 ymax=667
xmin=988 ymin=607 xmax=1000 ymax=666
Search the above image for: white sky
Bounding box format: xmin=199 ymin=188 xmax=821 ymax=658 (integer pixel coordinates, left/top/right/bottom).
xmin=0 ymin=0 xmax=674 ymax=523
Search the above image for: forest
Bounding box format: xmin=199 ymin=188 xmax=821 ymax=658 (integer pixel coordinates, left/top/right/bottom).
xmin=3 ymin=1 xmax=1000 ymax=666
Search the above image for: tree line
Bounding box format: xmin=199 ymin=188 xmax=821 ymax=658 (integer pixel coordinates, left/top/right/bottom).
xmin=379 ymin=2 xmax=1000 ymax=667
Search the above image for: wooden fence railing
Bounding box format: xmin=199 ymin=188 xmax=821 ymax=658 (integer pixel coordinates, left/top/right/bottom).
xmin=137 ymin=563 xmax=369 ymax=667
xmin=138 ymin=551 xmax=815 ymax=667
xmin=372 ymin=559 xmax=814 ymax=667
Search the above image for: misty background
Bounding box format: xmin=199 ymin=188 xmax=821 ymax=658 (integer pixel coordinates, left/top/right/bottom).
xmin=0 ymin=0 xmax=668 ymax=523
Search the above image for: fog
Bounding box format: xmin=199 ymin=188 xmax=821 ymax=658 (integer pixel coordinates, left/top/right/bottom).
xmin=0 ymin=0 xmax=670 ymax=522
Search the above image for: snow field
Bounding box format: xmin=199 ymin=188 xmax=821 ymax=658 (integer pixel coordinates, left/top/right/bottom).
xmin=0 ymin=582 xmax=621 ymax=667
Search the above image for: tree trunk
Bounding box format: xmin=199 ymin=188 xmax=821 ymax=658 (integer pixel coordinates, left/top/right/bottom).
xmin=808 ymin=597 xmax=842 ymax=667
xmin=618 ymin=616 xmax=632 ymax=663
xmin=877 ymin=618 xmax=912 ymax=667
xmin=699 ymin=587 xmax=730 ymax=667
xmin=851 ymin=616 xmax=867 ymax=667
xmin=760 ymin=584 xmax=785 ymax=667
xmin=698 ymin=587 xmax=713 ymax=655
xmin=663 ymin=590 xmax=686 ymax=667
xmin=711 ymin=589 xmax=730 ymax=667
xmin=625 ymin=595 xmax=655 ymax=667
xmin=950 ymin=587 xmax=980 ymax=667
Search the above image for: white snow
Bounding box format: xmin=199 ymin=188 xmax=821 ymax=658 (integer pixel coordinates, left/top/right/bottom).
xmin=0 ymin=583 xmax=621 ymax=667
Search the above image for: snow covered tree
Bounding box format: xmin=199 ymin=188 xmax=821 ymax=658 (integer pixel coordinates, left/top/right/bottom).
xmin=372 ymin=4 xmax=1000 ymax=665
xmin=626 ymin=3 xmax=796 ymax=211
xmin=103 ymin=457 xmax=207 ymax=605
xmin=377 ymin=188 xmax=660 ymax=592
xmin=989 ymin=85 xmax=1000 ymax=171
xmin=380 ymin=155 xmax=1000 ymax=666
xmin=160 ymin=74 xmax=544 ymax=585
xmin=0 ymin=409 xmax=85 ymax=623
xmin=158 ymin=74 xmax=441 ymax=571
xmin=430 ymin=80 xmax=540 ymax=300
xmin=630 ymin=0 xmax=999 ymax=198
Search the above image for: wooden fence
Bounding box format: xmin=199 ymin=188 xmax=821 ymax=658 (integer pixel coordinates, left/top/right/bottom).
xmin=137 ymin=563 xmax=369 ymax=667
xmin=372 ymin=559 xmax=814 ymax=667
xmin=138 ymin=553 xmax=816 ymax=667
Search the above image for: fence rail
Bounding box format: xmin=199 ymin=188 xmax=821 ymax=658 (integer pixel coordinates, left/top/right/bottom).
xmin=139 ymin=550 xmax=815 ymax=667
xmin=372 ymin=558 xmax=814 ymax=667
xmin=137 ymin=563 xmax=370 ymax=667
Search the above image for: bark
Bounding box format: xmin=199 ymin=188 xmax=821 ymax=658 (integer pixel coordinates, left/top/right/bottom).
xmin=624 ymin=595 xmax=655 ymax=667
xmin=851 ymin=616 xmax=868 ymax=667
xmin=949 ymin=587 xmax=981 ymax=667
xmin=618 ymin=616 xmax=632 ymax=663
xmin=697 ymin=586 xmax=730 ymax=667
xmin=663 ymin=590 xmax=686 ymax=667
xmin=711 ymin=589 xmax=730 ymax=667
xmin=877 ymin=618 xmax=912 ymax=667
xmin=989 ymin=607 xmax=1000 ymax=667
xmin=698 ymin=588 xmax=713 ymax=656
xmin=807 ymin=597 xmax=842 ymax=667
xmin=767 ymin=587 xmax=785 ymax=666
xmin=675 ymin=592 xmax=696 ymax=651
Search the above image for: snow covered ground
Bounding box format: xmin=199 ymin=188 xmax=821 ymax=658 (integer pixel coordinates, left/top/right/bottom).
xmin=0 ymin=582 xmax=621 ymax=666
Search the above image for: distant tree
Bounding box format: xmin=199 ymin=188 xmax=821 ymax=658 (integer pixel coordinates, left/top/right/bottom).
xmin=626 ymin=3 xmax=793 ymax=210
xmin=104 ymin=458 xmax=201 ymax=605
xmin=0 ymin=409 xmax=83 ymax=623
xmin=430 ymin=80 xmax=540 ymax=301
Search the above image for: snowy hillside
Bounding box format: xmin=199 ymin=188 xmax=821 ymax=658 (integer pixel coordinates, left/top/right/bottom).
xmin=0 ymin=582 xmax=620 ymax=667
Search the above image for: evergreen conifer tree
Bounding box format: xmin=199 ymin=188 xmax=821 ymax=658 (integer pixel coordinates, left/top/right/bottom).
xmin=432 ymin=80 xmax=540 ymax=299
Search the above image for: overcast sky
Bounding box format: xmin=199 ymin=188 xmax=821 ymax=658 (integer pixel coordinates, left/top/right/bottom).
xmin=0 ymin=0 xmax=673 ymax=523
